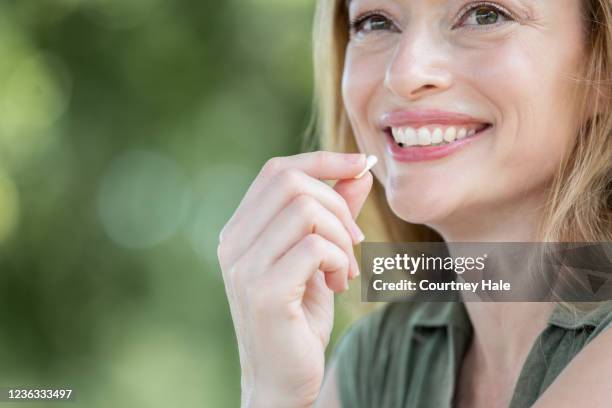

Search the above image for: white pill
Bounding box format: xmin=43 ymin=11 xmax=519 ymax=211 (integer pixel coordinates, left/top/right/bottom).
xmin=354 ymin=155 xmax=378 ymax=179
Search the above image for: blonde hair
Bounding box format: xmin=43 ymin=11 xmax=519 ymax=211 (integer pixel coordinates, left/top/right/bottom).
xmin=309 ymin=0 xmax=612 ymax=246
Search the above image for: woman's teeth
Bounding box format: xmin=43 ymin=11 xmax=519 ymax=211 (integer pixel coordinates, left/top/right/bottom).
xmin=391 ymin=125 xmax=483 ymax=147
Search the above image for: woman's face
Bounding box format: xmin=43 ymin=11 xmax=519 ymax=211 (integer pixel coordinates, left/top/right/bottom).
xmin=342 ymin=0 xmax=586 ymax=230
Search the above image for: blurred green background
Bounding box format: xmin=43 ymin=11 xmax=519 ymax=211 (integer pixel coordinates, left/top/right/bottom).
xmin=0 ymin=0 xmax=365 ymax=407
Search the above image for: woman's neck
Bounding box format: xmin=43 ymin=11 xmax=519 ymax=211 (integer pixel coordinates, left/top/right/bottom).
xmin=455 ymin=302 xmax=555 ymax=408
xmin=430 ymin=191 xmax=555 ymax=383
xmin=463 ymin=302 xmax=555 ymax=377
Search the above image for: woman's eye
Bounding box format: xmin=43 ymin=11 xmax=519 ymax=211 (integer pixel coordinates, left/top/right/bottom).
xmin=459 ymin=3 xmax=513 ymax=28
xmin=350 ymin=14 xmax=395 ymax=35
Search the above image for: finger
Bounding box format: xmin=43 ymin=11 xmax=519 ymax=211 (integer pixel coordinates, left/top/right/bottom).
xmin=242 ymin=194 xmax=358 ymax=283
xmin=333 ymin=171 xmax=374 ymax=219
xmin=258 ymin=151 xmax=367 ymax=189
xmin=221 ymin=169 xmax=364 ymax=267
xmin=220 ymin=151 xmax=366 ymax=241
xmin=271 ymin=234 xmax=349 ymax=294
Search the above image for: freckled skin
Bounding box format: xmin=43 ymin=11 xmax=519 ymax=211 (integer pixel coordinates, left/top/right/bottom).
xmin=342 ymin=0 xmax=585 ymax=232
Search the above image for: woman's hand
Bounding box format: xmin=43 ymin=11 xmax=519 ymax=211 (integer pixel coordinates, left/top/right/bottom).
xmin=217 ymin=151 xmax=374 ymax=408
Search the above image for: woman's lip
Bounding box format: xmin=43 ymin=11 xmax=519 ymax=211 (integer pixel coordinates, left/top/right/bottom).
xmin=386 ymin=124 xmax=492 ymax=162
xmin=380 ymin=109 xmax=491 ymax=128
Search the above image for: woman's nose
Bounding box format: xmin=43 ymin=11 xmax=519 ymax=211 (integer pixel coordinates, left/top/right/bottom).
xmin=383 ymin=27 xmax=454 ymax=101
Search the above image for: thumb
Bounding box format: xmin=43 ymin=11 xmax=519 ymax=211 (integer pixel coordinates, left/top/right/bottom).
xmin=333 ymin=171 xmax=374 ymax=219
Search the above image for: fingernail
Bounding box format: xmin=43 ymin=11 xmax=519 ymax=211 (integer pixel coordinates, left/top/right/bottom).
xmin=354 ymin=155 xmax=378 ymax=179
xmin=352 ymin=251 xmax=361 ymax=277
xmin=346 ymin=153 xmax=367 ymax=164
xmin=350 ymin=222 xmax=365 ymax=244
xmin=349 ymin=253 xmax=359 ymax=279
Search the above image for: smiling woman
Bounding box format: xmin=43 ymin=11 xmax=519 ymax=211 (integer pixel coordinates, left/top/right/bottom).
xmin=218 ymin=0 xmax=612 ymax=407
xmin=312 ymin=0 xmax=612 ymax=406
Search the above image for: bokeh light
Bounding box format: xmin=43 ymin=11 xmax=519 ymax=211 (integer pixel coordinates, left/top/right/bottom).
xmin=97 ymin=150 xmax=191 ymax=249
xmin=188 ymin=162 xmax=254 ymax=269
xmin=0 ymin=15 xmax=72 ymax=170
xmin=1 ymin=52 xmax=71 ymax=134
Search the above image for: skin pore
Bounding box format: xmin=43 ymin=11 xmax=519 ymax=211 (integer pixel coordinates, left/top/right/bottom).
xmin=340 ymin=0 xmax=586 ymax=406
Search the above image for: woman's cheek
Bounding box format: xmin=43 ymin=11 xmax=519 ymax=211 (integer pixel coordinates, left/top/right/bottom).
xmin=493 ymin=43 xmax=577 ymax=175
xmin=459 ymin=42 xmax=557 ymax=160
xmin=342 ymin=49 xmax=388 ymax=117
xmin=342 ymin=49 xmax=391 ymax=176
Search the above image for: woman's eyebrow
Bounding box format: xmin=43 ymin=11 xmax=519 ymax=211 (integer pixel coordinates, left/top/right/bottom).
xmin=346 ymin=0 xmax=537 ymax=19
xmin=503 ymin=0 xmax=538 ymax=21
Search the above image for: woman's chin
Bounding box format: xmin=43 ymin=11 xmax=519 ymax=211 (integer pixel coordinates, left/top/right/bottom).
xmin=385 ymin=190 xmax=455 ymax=226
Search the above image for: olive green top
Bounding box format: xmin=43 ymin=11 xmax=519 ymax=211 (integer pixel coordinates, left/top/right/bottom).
xmin=332 ymin=299 xmax=612 ymax=408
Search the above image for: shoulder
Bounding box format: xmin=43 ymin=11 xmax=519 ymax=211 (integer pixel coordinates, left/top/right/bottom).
xmin=533 ymin=301 xmax=612 ymax=407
